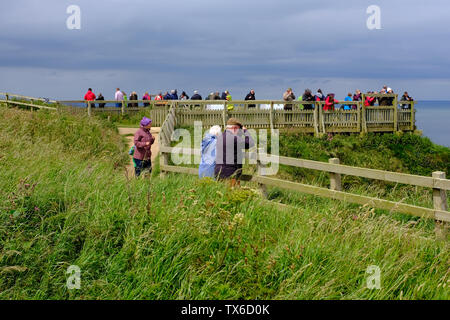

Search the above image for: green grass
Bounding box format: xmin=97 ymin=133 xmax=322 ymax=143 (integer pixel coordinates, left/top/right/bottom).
xmin=0 ymin=108 xmax=448 ymax=300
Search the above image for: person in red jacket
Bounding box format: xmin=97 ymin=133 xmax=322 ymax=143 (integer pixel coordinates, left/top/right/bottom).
xmin=84 ymin=88 xmax=96 ymax=108
xmin=324 ymin=93 xmax=338 ymax=111
xmin=84 ymin=88 xmax=96 ymax=101
xmin=364 ymin=91 xmax=376 ymax=106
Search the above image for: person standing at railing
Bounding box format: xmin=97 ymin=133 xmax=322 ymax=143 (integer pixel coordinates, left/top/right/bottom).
xmin=180 ymin=91 xmax=189 ymax=100
xmin=283 ymin=88 xmax=295 ymax=110
xmin=386 ymin=88 xmax=395 ymax=106
xmin=143 ymin=92 xmax=151 ymax=107
xmin=400 ymin=91 xmax=413 ymax=109
xmin=315 ymin=89 xmax=325 ymax=102
xmin=221 ymin=90 xmax=228 ymax=100
xmin=364 ymin=91 xmax=376 ymax=106
xmin=378 ymin=88 xmax=389 ymax=106
xmin=226 ymin=92 xmax=234 ymax=111
xmin=129 ymin=91 xmax=138 ymax=108
xmin=123 ymin=91 xmax=129 ymax=107
xmin=170 ymin=89 xmax=178 ymax=100
xmin=352 ymin=90 xmax=362 ymax=110
xmin=84 ymin=88 xmax=96 ymax=108
xmin=115 ymin=88 xmax=123 ymax=108
xmin=154 ymin=92 xmax=164 ymax=107
xmin=343 ymin=93 xmax=353 ymax=111
xmin=244 ymin=89 xmax=256 ymax=108
xmin=215 ymin=118 xmax=255 ymax=185
xmin=191 ymin=90 xmax=202 ymax=100
xmin=133 ymin=117 xmax=155 ymax=177
xmin=324 ymin=93 xmax=338 ymax=111
xmin=302 ymin=89 xmax=315 ymax=110
xmin=283 ymin=88 xmax=296 ymax=123
xmin=96 ymin=93 xmax=105 ymax=108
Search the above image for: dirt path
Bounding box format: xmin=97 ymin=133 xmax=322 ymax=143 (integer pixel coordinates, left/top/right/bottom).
xmin=119 ymin=127 xmax=160 ymax=174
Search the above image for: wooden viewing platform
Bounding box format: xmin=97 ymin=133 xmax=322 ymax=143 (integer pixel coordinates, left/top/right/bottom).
xmin=1 ymin=92 xmax=416 ymax=135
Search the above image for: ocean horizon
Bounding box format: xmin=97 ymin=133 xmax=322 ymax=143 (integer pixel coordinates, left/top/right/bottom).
xmin=416 ymin=100 xmax=450 ymax=147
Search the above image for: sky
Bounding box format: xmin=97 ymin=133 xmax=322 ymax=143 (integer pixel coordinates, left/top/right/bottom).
xmin=1 ymin=0 xmax=450 ymax=100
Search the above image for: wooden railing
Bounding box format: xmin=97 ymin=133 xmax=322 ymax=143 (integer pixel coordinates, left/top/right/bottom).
xmin=158 ymin=121 xmax=449 ymax=238
xmin=0 ymin=92 xmax=58 ymax=111
xmin=55 ymin=94 xmax=416 ymax=134
xmin=2 ymin=93 xmax=417 ymax=134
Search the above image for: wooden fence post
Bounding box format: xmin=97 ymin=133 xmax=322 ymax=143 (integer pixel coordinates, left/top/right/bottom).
xmin=269 ymin=101 xmax=274 ymax=130
xmin=329 ymin=158 xmax=342 ymax=191
xmin=87 ymin=101 xmax=92 ymax=117
xmin=313 ymin=102 xmax=319 ymax=137
xmin=121 ymin=100 xmax=125 ymax=116
xmin=5 ymin=93 xmax=9 ymax=108
xmin=433 ymin=171 xmax=448 ymax=240
xmin=319 ymin=103 xmax=325 ymax=135
xmin=257 ymin=148 xmax=268 ymax=198
xmin=222 ymin=101 xmax=227 ymax=127
xmin=357 ymin=101 xmax=361 ymax=133
xmin=160 ymin=129 xmax=169 ymax=178
xmin=411 ymin=101 xmax=415 ymax=131
xmin=361 ymin=104 xmax=367 ymax=134
xmin=393 ymin=95 xmax=398 ymax=132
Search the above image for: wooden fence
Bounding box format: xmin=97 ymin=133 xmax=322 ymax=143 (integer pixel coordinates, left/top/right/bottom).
xmin=1 ymin=93 xmax=417 ymax=134
xmin=0 ymin=92 xmax=58 ymax=111
xmin=159 ymin=105 xmax=449 ymax=238
xmin=56 ymin=93 xmax=416 ymax=134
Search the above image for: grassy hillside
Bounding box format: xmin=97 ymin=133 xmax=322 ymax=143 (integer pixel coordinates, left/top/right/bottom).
xmin=0 ymin=108 xmax=448 ymax=299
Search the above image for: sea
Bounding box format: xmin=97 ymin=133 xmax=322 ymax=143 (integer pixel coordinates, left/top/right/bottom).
xmin=416 ymin=101 xmax=450 ymax=147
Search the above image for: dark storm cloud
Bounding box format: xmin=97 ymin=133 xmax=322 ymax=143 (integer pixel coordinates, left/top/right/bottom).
xmin=1 ymin=0 xmax=450 ymax=99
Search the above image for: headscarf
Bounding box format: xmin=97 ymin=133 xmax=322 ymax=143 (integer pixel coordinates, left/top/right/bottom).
xmin=140 ymin=117 xmax=152 ymax=128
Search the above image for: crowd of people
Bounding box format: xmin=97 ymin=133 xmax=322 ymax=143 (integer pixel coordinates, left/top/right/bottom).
xmin=84 ymin=85 xmax=414 ymax=110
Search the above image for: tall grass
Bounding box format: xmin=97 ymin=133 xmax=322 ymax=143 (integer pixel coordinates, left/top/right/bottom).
xmin=0 ymin=108 xmax=448 ymax=300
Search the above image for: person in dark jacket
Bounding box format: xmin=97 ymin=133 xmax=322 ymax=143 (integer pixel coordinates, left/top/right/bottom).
xmin=213 ymin=92 xmax=221 ymax=100
xmin=400 ymin=91 xmax=413 ymax=109
xmin=129 ymin=91 xmax=138 ymax=108
xmin=386 ymin=88 xmax=395 ymax=106
xmin=302 ymin=89 xmax=315 ymax=110
xmin=191 ymin=90 xmax=202 ymax=100
xmin=170 ymin=89 xmax=178 ymax=100
xmin=163 ymin=91 xmax=172 ymax=100
xmin=96 ymin=93 xmax=105 ymax=108
xmin=245 ymin=89 xmax=256 ymax=108
xmin=215 ymin=118 xmax=255 ymax=181
xmin=378 ymin=89 xmax=389 ymax=106
xmin=133 ymin=117 xmax=155 ymax=177
xmin=221 ymin=91 xmax=228 ymax=100
xmin=315 ymin=89 xmax=325 ymax=102
xmin=180 ymin=91 xmax=189 ymax=100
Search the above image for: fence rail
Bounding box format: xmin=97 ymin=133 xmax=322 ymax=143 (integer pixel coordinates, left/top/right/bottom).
xmin=158 ymin=112 xmax=449 ymax=238
xmin=55 ymin=95 xmax=416 ymax=135
xmin=1 ymin=93 xmax=417 ymax=134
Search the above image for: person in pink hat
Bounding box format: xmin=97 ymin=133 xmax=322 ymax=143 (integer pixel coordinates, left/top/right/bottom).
xmin=133 ymin=117 xmax=155 ymax=177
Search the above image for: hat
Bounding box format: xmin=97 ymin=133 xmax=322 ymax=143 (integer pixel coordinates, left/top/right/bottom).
xmin=226 ymin=118 xmax=242 ymax=128
xmin=140 ymin=117 xmax=152 ymax=127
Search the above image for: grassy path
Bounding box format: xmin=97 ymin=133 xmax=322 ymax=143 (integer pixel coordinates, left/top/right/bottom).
xmin=118 ymin=127 xmax=160 ymax=174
